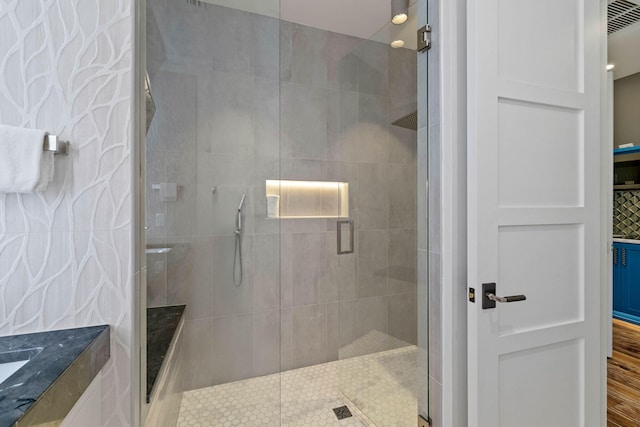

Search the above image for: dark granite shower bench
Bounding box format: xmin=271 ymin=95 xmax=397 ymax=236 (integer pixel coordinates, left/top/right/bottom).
xmin=146 ymin=305 xmax=185 ymax=403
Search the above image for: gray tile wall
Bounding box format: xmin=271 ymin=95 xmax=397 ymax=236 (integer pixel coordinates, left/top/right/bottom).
xmin=146 ymin=0 xmax=418 ymax=391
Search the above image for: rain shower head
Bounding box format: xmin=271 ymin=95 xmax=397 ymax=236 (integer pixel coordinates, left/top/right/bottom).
xmin=391 ymin=111 xmax=418 ymax=131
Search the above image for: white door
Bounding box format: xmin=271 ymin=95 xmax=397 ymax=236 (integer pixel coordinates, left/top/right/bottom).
xmin=466 ymin=0 xmax=605 ymax=426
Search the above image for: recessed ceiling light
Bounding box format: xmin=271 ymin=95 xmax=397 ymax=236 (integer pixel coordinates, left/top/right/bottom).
xmin=392 ymin=13 xmax=408 ymax=25
xmin=390 ymin=40 xmax=405 ymax=48
xmin=607 ymin=64 xmax=615 ymax=71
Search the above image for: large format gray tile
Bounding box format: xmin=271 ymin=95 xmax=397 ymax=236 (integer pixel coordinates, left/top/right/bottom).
xmin=253 ymin=310 xmax=281 ymax=377
xmin=290 ymin=24 xmax=327 ymax=88
xmin=183 ymin=318 xmax=214 ymax=390
xmin=292 ymin=233 xmax=327 ymax=306
xmin=389 ymin=47 xmax=417 ymax=120
xmin=326 ymin=232 xmax=357 ymax=303
xmin=253 ymin=14 xmax=280 ymax=81
xmin=197 ymin=71 xmax=256 ymax=156
xmin=291 ymin=84 xmax=328 ymax=160
xmin=388 ymin=162 xmax=417 ymax=229
xmin=358 ymin=93 xmax=389 ymax=164
xmin=326 ymin=31 xmax=360 ymax=92
xmin=327 ymin=89 xmax=359 ymax=162
xmin=280 ymin=307 xmax=293 ymax=372
xmin=356 ymin=40 xmax=389 ymax=96
xmin=183 ymin=236 xmax=213 ymax=320
xmin=254 ymin=78 xmax=280 ymax=160
xmin=358 ymin=230 xmax=388 ymax=298
xmin=388 ymin=229 xmax=417 ymax=295
xmin=292 ymin=304 xmax=328 ymax=369
xmin=337 ymin=300 xmax=359 ymax=351
xmin=388 ymin=125 xmax=417 ymax=165
xmin=165 ymin=149 xmax=197 ymax=239
xmin=326 ymin=302 xmax=340 ymax=361
xmin=357 ymin=296 xmax=388 ymax=339
xmin=389 ymin=292 xmax=417 ymax=345
xmin=212 ymin=235 xmax=254 ymax=317
xmin=358 ymin=163 xmax=388 ymax=230
xmin=253 ymin=234 xmax=280 ymax=312
xmin=147 ymin=70 xmax=197 ymax=153
xmin=164 ymin=0 xmax=213 ymax=70
xmin=211 ymin=314 xmax=254 ymax=384
xmin=210 ymin=6 xmax=255 ymax=75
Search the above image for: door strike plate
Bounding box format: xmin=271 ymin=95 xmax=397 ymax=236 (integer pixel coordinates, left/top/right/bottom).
xmin=418 ymin=415 xmax=432 ymax=427
xmin=469 ymin=287 xmax=476 ymax=303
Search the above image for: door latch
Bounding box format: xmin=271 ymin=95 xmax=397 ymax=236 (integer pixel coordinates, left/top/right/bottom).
xmin=482 ymin=282 xmax=527 ymax=309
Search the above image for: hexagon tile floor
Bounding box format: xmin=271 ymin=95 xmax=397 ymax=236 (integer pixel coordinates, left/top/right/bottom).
xmin=177 ymin=345 xmax=417 ymax=427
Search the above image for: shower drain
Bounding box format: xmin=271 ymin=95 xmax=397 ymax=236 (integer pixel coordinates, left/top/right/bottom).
xmin=332 ymin=406 xmax=353 ymax=420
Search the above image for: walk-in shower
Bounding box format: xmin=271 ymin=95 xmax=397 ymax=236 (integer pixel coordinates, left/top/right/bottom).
xmin=143 ymin=0 xmax=426 ymax=425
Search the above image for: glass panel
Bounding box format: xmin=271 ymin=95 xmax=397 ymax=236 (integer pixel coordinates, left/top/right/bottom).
xmin=144 ymin=0 xmax=282 ymax=425
xmin=334 ymin=2 xmax=422 ymax=426
xmin=277 ymin=0 xmax=426 ymax=425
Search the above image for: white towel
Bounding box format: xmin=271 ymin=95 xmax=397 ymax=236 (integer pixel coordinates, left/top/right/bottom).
xmin=0 ymin=125 xmax=54 ymax=193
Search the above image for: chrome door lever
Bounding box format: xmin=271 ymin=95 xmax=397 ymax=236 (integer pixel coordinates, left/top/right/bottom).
xmin=482 ymin=282 xmax=526 ymax=309
xmin=486 ymin=293 xmax=526 ymax=303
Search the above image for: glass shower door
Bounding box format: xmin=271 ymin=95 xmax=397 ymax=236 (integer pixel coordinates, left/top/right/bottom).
xmin=276 ymin=0 xmax=427 ymax=425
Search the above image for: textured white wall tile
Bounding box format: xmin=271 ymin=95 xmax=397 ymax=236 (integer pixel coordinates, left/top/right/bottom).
xmin=0 ymin=1 xmax=133 ymax=426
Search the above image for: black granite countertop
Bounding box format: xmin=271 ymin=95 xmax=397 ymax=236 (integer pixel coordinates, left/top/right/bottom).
xmin=147 ymin=305 xmax=185 ymax=403
xmin=0 ymin=325 xmax=110 ymax=427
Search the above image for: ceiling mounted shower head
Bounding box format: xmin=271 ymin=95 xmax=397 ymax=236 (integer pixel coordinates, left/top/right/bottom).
xmin=391 ymin=111 xmax=418 ymax=131
xmin=391 ymin=0 xmax=409 ymax=24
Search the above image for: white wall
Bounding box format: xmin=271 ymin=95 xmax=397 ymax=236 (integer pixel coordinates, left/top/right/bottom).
xmin=0 ymin=1 xmax=134 ymax=425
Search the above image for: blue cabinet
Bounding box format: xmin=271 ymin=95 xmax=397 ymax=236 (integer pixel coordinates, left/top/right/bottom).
xmin=613 ymin=242 xmax=640 ymax=325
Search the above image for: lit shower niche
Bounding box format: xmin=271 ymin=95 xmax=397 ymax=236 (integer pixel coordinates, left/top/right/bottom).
xmin=265 ymin=180 xmax=349 ymax=219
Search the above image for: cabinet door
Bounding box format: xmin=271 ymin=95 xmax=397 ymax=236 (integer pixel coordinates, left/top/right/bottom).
xmin=613 ymin=243 xmax=622 ymax=312
xmin=625 ymin=246 xmax=640 ymax=319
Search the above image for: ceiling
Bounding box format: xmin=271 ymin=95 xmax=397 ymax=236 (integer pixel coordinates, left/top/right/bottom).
xmin=199 ymin=0 xmax=640 ymax=68
xmin=199 ymin=0 xmax=425 ymax=46
xmin=609 ymin=23 xmax=640 ymax=79
xmin=201 ymin=0 xmax=393 ymax=40
xmin=608 ymin=0 xmax=640 ymax=79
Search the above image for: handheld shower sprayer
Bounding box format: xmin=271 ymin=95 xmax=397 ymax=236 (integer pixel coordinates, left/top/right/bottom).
xmin=233 ymin=194 xmax=247 ymax=286
xmin=236 ymin=194 xmax=246 ymax=235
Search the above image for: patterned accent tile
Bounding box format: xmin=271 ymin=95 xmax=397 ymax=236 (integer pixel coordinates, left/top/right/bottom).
xmin=0 ymin=1 xmax=133 ymax=425
xmin=614 ymin=190 xmax=640 ymax=236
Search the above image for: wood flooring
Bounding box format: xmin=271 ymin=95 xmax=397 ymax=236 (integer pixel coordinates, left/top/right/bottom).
xmin=608 ymin=319 xmax=640 ymax=426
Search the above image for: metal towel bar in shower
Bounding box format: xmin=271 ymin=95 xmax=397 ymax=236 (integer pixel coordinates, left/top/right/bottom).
xmin=43 ymin=134 xmax=69 ymax=155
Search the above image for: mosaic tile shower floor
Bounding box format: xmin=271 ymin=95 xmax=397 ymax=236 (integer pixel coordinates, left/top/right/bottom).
xmin=177 ymin=345 xmax=417 ymax=427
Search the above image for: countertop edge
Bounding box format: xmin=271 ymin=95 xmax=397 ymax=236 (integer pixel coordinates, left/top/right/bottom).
xmin=13 ymin=326 xmax=110 ymax=427
xmin=613 ymin=238 xmax=640 ymax=244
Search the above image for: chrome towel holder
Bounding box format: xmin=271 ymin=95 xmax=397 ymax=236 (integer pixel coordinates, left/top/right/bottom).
xmin=43 ymin=134 xmax=69 ymax=155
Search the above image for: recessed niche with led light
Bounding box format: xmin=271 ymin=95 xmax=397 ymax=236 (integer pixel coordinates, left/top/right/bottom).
xmin=265 ymin=180 xmax=349 ymax=219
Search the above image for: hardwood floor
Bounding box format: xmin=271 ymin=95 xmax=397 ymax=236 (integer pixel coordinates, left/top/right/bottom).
xmin=608 ymin=319 xmax=640 ymax=426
